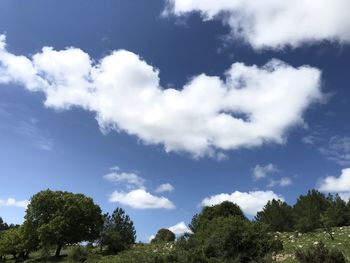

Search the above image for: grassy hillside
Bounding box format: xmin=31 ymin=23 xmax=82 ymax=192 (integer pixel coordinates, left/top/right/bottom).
xmin=276 ymin=226 xmax=350 ymax=262
xmin=2 ymin=226 xmax=350 ymax=262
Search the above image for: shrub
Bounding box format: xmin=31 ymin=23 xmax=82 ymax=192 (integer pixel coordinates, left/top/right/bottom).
xmin=295 ymin=242 xmax=347 ymax=263
xmin=151 ymin=229 xmax=176 ymax=243
xmin=68 ymin=245 xmax=89 ymax=262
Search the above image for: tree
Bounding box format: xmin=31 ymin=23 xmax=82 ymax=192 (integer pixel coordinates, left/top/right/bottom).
xmin=190 ymin=201 xmax=246 ymax=233
xmin=176 ymin=202 xmax=282 ymax=263
xmin=255 ymin=199 xmax=294 ymax=232
xmin=294 ymin=190 xmax=330 ymax=232
xmin=0 ymin=217 xmax=8 ymax=232
xmin=24 ymin=189 xmax=103 ymax=257
xmin=0 ymin=226 xmax=36 ymax=261
xmin=151 ymin=228 xmax=175 ymax=243
xmin=100 ymin=208 xmax=136 ymax=253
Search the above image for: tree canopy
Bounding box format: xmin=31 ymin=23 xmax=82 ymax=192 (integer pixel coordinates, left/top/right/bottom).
xmin=151 ymin=228 xmax=176 ymax=243
xmin=255 ymin=199 xmax=294 ymax=232
xmin=100 ymin=207 xmax=136 ymax=253
xmin=24 ymin=189 xmax=103 ymax=257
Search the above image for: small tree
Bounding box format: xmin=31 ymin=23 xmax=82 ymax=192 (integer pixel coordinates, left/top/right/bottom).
xmin=151 ymin=229 xmax=175 ymax=243
xmin=24 ymin=189 xmax=103 ymax=257
xmin=100 ymin=208 xmax=136 ymax=253
xmin=190 ymin=201 xmax=246 ymax=233
xmin=255 ymin=199 xmax=294 ymax=232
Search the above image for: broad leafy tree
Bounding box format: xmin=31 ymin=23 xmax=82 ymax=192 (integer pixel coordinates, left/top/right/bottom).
xmin=190 ymin=201 xmax=246 ymax=233
xmin=151 ymin=228 xmax=175 ymax=243
xmin=255 ymin=199 xmax=294 ymax=232
xmin=100 ymin=208 xmax=136 ymax=253
xmin=24 ymin=189 xmax=103 ymax=257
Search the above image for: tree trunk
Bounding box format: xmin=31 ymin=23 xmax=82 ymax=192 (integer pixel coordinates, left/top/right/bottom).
xmin=55 ymin=244 xmax=63 ymax=257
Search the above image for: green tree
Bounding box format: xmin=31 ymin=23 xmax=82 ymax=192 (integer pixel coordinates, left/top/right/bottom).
xmin=151 ymin=228 xmax=175 ymax=243
xmin=0 ymin=226 xmax=36 ymax=261
xmin=255 ymin=199 xmax=294 ymax=232
xmin=0 ymin=217 xmax=8 ymax=232
xmin=190 ymin=201 xmax=246 ymax=233
xmin=100 ymin=208 xmax=136 ymax=253
xmin=294 ymin=190 xmax=330 ymax=232
xmin=177 ymin=202 xmax=282 ymax=263
xmin=24 ymin=189 xmax=103 ymax=257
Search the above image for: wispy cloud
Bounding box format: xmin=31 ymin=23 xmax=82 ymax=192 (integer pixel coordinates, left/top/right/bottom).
xmin=252 ymin=164 xmax=278 ymax=180
xmin=0 ymin=103 xmax=54 ymax=151
xmin=104 ymin=167 xmax=146 ymax=189
xmin=155 ymin=183 xmax=174 ymax=193
xmin=319 ymin=136 xmax=350 ymax=166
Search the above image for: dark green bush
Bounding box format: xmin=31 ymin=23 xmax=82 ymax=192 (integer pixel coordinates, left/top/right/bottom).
xmin=295 ymin=242 xmax=347 ymax=263
xmin=151 ymin=229 xmax=176 ymax=243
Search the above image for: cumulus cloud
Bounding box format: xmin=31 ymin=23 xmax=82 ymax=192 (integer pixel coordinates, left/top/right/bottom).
xmin=0 ymin=35 xmax=322 ymax=157
xmin=0 ymin=198 xmax=29 ymax=208
xmin=318 ymin=168 xmax=350 ymax=193
xmin=165 ymin=0 xmax=350 ymax=49
xmin=201 ymin=190 xmax=284 ymax=216
xmin=104 ymin=170 xmax=145 ymax=189
xmin=168 ymin=221 xmax=192 ymax=235
xmin=155 ymin=183 xmax=175 ymax=193
xmin=252 ymin=163 xmax=278 ymax=180
xmin=109 ymin=189 xmax=175 ymax=209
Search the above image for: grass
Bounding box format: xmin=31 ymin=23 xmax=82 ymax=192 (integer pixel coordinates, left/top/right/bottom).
xmin=275 ymin=226 xmax=350 ymax=262
xmin=3 ymin=227 xmax=350 ymax=262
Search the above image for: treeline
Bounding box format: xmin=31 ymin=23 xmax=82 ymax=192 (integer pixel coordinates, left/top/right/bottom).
xmin=0 ymin=189 xmax=349 ymax=262
xmin=255 ymin=190 xmax=350 ymax=236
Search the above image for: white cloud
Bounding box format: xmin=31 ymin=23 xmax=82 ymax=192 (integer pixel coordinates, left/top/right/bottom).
xmin=104 ymin=171 xmax=145 ymax=189
xmin=252 ymin=163 xmax=278 ymax=180
xmin=165 ymin=0 xmax=350 ymax=49
xmin=267 ymin=177 xmax=292 ymax=187
xmin=339 ymin=192 xmax=350 ymax=202
xmin=201 ymin=190 xmax=284 ymax=216
xmin=155 ymin=183 xmax=175 ymax=193
xmin=319 ymin=136 xmax=350 ymax=166
xmin=0 ymin=35 xmax=322 ymax=157
xmin=0 ymin=198 xmax=29 ymax=208
xmin=168 ymin=221 xmax=192 ymax=235
xmin=318 ymin=168 xmax=350 ymax=193
xmin=109 ymin=189 xmax=175 ymax=209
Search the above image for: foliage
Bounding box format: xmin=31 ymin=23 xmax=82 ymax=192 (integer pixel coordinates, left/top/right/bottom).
xmin=255 ymin=199 xmax=295 ymax=232
xmin=293 ymin=190 xmax=330 ymax=232
xmin=67 ymin=245 xmax=89 ymax=262
xmin=100 ymin=208 xmax=136 ymax=253
xmin=24 ymin=189 xmax=103 ymax=257
xmin=0 ymin=226 xmax=35 ymax=261
xmin=151 ymin=229 xmax=176 ymax=244
xmin=190 ymin=201 xmax=246 ymax=233
xmin=295 ymin=242 xmax=347 ymax=263
xmin=176 ymin=202 xmax=282 ymax=263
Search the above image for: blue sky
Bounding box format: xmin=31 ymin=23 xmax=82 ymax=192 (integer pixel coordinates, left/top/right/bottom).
xmin=1 ymin=0 xmax=350 ymax=241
